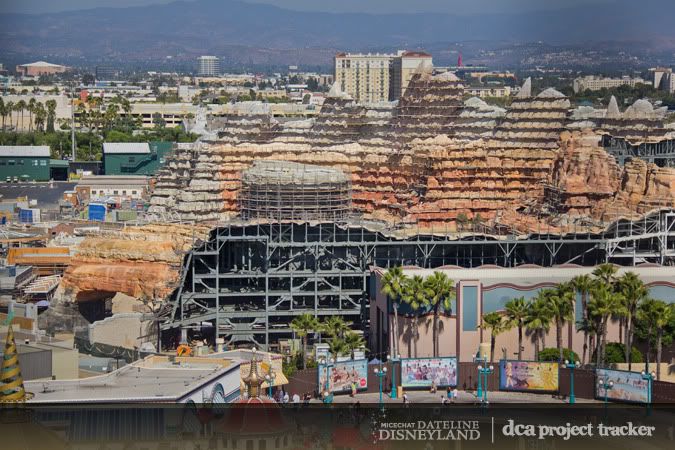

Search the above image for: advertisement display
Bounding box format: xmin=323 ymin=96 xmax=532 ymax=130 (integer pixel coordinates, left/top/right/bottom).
xmin=401 ymin=357 xmax=458 ymax=388
xmin=596 ymin=368 xmax=650 ymax=403
xmin=318 ymin=359 xmax=368 ymax=393
xmin=499 ymin=361 xmax=559 ymax=392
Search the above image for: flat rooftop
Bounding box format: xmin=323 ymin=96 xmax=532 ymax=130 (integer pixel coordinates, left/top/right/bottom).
xmin=25 ymin=355 xmax=237 ymax=403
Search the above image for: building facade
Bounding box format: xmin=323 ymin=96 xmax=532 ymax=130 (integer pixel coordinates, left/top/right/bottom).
xmin=370 ymin=265 xmax=675 ymax=362
xmin=651 ymin=67 xmax=675 ymax=94
xmin=76 ymin=175 xmax=149 ymax=200
xmin=0 ymin=146 xmax=51 ymax=181
xmin=573 ymin=75 xmax=649 ymax=93
xmin=390 ymin=51 xmax=433 ymax=100
xmin=15 ymin=61 xmax=68 ymax=77
xmin=103 ymin=141 xmax=173 ymax=176
xmin=197 ymin=56 xmax=220 ymax=77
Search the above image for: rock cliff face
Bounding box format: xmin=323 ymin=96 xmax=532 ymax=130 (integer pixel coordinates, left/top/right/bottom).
xmin=59 ymin=224 xmax=211 ymax=304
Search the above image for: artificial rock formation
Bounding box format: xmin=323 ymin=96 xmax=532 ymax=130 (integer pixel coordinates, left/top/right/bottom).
xmin=59 ymin=223 xmax=211 ymax=304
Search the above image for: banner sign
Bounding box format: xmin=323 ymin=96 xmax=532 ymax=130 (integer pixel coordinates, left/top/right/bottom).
xmin=318 ymin=359 xmax=368 ymax=393
xmin=401 ymin=357 xmax=458 ymax=388
xmin=499 ymin=361 xmax=559 ymax=392
xmin=596 ymin=368 xmax=650 ymax=404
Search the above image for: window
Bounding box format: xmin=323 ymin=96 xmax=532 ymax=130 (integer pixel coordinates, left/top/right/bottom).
xmin=33 ymin=160 xmax=38 ymax=166
xmin=18 ymin=160 xmax=24 ymax=165
xmin=8 ymin=160 xmax=15 ymax=166
xmin=122 ymin=191 xmax=127 ymax=195
xmin=259 ymin=440 xmax=266 ymax=450
xmin=0 ymin=161 xmax=5 ymax=166
xmin=99 ymin=191 xmax=104 ymax=196
xmin=40 ymin=160 xmax=47 ymax=166
xmin=132 ymin=190 xmax=137 ymax=195
xmin=246 ymin=440 xmax=253 ymax=450
xmin=113 ymin=190 xmax=119 ymax=195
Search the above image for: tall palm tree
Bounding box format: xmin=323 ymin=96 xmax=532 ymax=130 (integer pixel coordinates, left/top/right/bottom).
xmin=27 ymin=98 xmax=36 ymax=132
xmin=344 ymin=331 xmax=367 ymax=360
xmin=479 ymin=311 xmax=510 ymax=362
xmin=381 ymin=266 xmax=408 ymax=359
xmin=0 ymin=98 xmax=5 ymax=131
xmin=504 ymin=296 xmax=529 ymax=360
xmin=34 ymin=103 xmax=46 ymax=132
xmin=401 ymin=275 xmax=431 ymax=358
xmin=15 ymin=100 xmax=26 ymax=130
xmin=423 ymin=271 xmax=455 ymax=357
xmin=637 ymin=299 xmax=673 ymax=380
xmin=45 ymin=99 xmax=57 ymax=132
xmin=571 ymin=274 xmax=593 ymax=364
xmin=588 ymin=283 xmax=625 ymax=367
xmin=526 ymin=291 xmax=553 ymax=359
xmin=290 ymin=313 xmax=319 ymax=369
xmin=327 ymin=335 xmax=348 ymax=362
xmin=4 ymin=101 xmax=13 ymax=131
xmin=549 ymin=283 xmax=576 ymax=362
xmin=321 ymin=316 xmax=352 ymax=341
xmin=617 ymin=272 xmax=648 ymax=370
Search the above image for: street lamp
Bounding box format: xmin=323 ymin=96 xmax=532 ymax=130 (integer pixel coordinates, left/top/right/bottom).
xmin=598 ymin=377 xmax=614 ymax=419
xmin=319 ymin=356 xmax=335 ymax=404
xmin=477 ymin=364 xmax=494 ymax=404
xmin=265 ymin=369 xmax=276 ymax=399
xmin=641 ymin=370 xmax=656 ymax=416
xmin=474 ymin=355 xmax=487 ymax=398
xmin=374 ymin=365 xmax=388 ymax=411
xmin=388 ymin=354 xmax=401 ymax=399
xmin=563 ymin=360 xmax=581 ymax=404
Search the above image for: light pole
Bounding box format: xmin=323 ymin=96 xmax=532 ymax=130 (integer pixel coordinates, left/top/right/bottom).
xmin=388 ymin=354 xmax=400 ymax=399
xmin=319 ymin=356 xmax=335 ymax=404
xmin=477 ymin=364 xmax=494 ymax=404
xmin=641 ymin=370 xmax=656 ymax=416
xmin=474 ymin=356 xmax=487 ymax=398
xmin=563 ymin=360 xmax=580 ymax=404
xmin=598 ymin=377 xmax=614 ymax=419
xmin=374 ymin=365 xmax=388 ymax=411
xmin=265 ymin=369 xmax=276 ymax=399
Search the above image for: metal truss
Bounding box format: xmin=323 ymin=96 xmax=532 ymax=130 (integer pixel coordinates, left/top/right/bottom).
xmin=603 ymin=136 xmax=675 ymax=167
xmin=161 ymin=209 xmax=675 ymax=350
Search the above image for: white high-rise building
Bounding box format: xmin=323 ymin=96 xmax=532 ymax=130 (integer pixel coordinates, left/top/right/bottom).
xmin=197 ymin=56 xmax=220 ymax=76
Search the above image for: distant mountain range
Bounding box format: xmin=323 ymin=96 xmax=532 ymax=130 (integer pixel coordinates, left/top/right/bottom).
xmin=1 ymin=0 xmax=674 ymax=67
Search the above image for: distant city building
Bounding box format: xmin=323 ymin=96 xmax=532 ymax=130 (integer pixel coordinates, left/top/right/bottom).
xmin=573 ymin=75 xmax=649 ymax=93
xmin=390 ymin=50 xmax=433 ymax=100
xmin=95 ymin=65 xmax=118 ymax=81
xmin=465 ymin=86 xmax=513 ymax=99
xmin=197 ymin=56 xmax=220 ymax=76
xmin=650 ymin=67 xmax=675 ymax=94
xmin=15 ymin=61 xmax=68 ymax=77
xmin=334 ymin=50 xmax=433 ymax=103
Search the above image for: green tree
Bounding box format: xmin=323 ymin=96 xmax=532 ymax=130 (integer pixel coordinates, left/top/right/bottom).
xmin=45 ymin=99 xmax=57 ymax=133
xmin=617 ymin=272 xmax=648 ymax=370
xmin=637 ymin=299 xmax=673 ymax=380
xmin=588 ymin=283 xmax=625 ymax=367
xmin=424 ymin=271 xmax=456 ymax=357
xmin=571 ymin=274 xmax=593 ymax=364
xmin=381 ymin=266 xmax=407 ymax=360
xmin=401 ymin=275 xmax=431 ymax=358
xmin=27 ymin=98 xmax=36 ymax=132
xmin=15 ymin=100 xmax=26 ymax=130
xmin=4 ymin=101 xmax=13 ymax=131
xmin=526 ymin=291 xmax=554 ymax=359
xmin=549 ymin=283 xmax=576 ymax=362
xmin=479 ymin=311 xmax=509 ymax=362
xmin=344 ymin=331 xmax=367 ymax=360
xmin=592 ymin=263 xmax=618 ymax=286
xmin=456 ymin=213 xmax=468 ymax=232
xmin=0 ymin=98 xmax=5 ymax=131
xmin=504 ymin=296 xmax=529 ymax=360
xmin=33 ymin=102 xmax=46 ymax=132
xmin=321 ymin=316 xmax=351 ymax=341
xmin=290 ymin=313 xmax=319 ymax=370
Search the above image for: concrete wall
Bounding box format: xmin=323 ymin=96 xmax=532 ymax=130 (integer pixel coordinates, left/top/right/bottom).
xmin=88 ymin=313 xmax=149 ymax=350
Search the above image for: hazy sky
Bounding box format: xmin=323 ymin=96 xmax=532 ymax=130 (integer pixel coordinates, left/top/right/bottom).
xmin=2 ymin=0 xmax=612 ymax=15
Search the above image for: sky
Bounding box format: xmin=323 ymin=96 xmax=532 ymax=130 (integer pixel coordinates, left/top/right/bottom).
xmin=1 ymin=0 xmax=612 ymax=15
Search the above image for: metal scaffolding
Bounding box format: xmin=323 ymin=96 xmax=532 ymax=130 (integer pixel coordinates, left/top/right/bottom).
xmin=602 ymin=136 xmax=675 ymax=167
xmin=161 ymin=209 xmax=675 ymax=350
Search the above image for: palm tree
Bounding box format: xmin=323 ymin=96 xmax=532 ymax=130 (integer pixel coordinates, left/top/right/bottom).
xmin=571 ymin=274 xmax=593 ymax=364
xmin=327 ymin=336 xmax=348 ymax=362
xmin=45 ymin=99 xmax=57 ymax=132
xmin=423 ymin=271 xmax=455 ymax=357
xmin=33 ymin=102 xmax=46 ymax=132
xmin=401 ymin=275 xmax=431 ymax=358
xmin=15 ymin=100 xmax=26 ymax=130
xmin=381 ymin=266 xmax=408 ymax=359
xmin=588 ymin=283 xmax=625 ymax=367
xmin=321 ymin=316 xmax=352 ymax=341
xmin=290 ymin=313 xmax=319 ymax=370
xmin=344 ymin=331 xmax=367 ymax=360
xmin=4 ymin=101 xmax=13 ymax=130
xmin=637 ymin=299 xmax=673 ymax=380
xmin=593 ymin=263 xmax=618 ymax=285
xmin=27 ymin=98 xmax=36 ymax=132
xmin=526 ymin=291 xmax=553 ymax=359
xmin=504 ymin=296 xmax=529 ymax=360
xmin=0 ymin=98 xmax=5 ymax=131
xmin=549 ymin=283 xmax=576 ymax=362
xmin=479 ymin=311 xmax=509 ymax=362
xmin=617 ymin=272 xmax=648 ymax=370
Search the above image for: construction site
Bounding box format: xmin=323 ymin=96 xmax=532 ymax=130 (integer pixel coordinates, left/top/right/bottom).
xmin=3 ymin=70 xmax=675 ymax=356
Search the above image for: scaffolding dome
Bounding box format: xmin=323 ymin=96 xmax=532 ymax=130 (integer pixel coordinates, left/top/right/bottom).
xmin=239 ymin=160 xmax=351 ymax=222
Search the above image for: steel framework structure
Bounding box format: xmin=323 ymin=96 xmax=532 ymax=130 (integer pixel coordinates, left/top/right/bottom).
xmin=602 ymin=136 xmax=675 ymax=167
xmin=161 ymin=209 xmax=675 ymax=350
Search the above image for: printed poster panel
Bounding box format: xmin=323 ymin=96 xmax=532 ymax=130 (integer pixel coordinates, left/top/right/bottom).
xmin=596 ymin=368 xmax=650 ymax=404
xmin=500 ymin=361 xmax=559 ymax=392
xmin=318 ymin=359 xmax=368 ymax=393
xmin=401 ymin=357 xmax=458 ymax=388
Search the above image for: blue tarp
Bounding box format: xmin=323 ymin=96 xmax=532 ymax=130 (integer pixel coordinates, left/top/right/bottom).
xmin=19 ymin=209 xmax=33 ymax=223
xmin=88 ymin=203 xmax=106 ymax=222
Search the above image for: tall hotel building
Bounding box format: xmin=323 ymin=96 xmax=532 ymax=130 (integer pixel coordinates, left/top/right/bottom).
xmin=197 ymin=56 xmax=220 ymax=76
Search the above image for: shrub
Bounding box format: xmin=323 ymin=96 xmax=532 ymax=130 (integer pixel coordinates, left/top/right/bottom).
xmin=538 ymin=348 xmax=579 ymax=363
xmin=593 ymin=342 xmax=643 ymax=365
